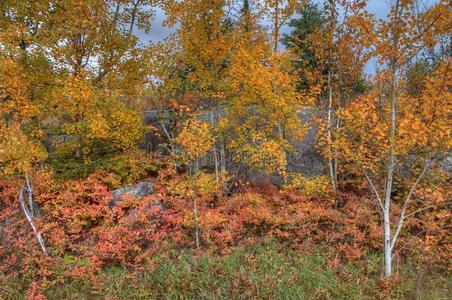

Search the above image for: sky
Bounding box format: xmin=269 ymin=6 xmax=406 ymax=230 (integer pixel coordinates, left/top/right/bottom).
xmin=135 ymin=1 xmax=434 ymax=74
xmin=135 ymin=7 xmax=173 ymax=44
xmin=136 ymin=1 xmax=395 ymax=43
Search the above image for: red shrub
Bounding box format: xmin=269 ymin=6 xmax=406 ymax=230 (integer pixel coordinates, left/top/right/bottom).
xmin=0 ymin=171 xmax=449 ymax=292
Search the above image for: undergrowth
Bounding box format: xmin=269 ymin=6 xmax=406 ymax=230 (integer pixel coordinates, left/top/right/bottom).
xmin=3 ymin=242 xmax=450 ymax=299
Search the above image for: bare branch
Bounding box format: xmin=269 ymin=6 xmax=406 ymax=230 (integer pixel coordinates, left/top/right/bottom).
xmin=390 ymin=157 xmax=435 ymax=251
xmin=362 ymin=168 xmax=384 ymax=212
xmin=403 ymin=201 xmax=452 ymax=220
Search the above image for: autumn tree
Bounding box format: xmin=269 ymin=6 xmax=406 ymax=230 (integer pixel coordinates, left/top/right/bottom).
xmin=282 ymin=1 xmax=329 ymax=91
xmin=0 ymin=0 xmax=161 ymax=254
xmin=175 ymin=119 xmax=214 ymax=247
xmin=0 ymin=57 xmax=48 ymax=253
xmin=336 ymin=0 xmax=451 ymax=277
xmin=160 ymin=0 xmax=237 ymax=183
xmin=0 ymin=0 xmax=157 ymax=179
xmin=226 ymin=41 xmax=308 ymax=179
xmin=283 ymin=0 xmax=369 ymax=192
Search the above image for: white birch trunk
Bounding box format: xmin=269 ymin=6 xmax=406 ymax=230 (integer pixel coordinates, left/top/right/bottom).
xmin=192 ymin=160 xmax=200 ymax=248
xmin=383 ymin=204 xmax=392 ymax=277
xmin=383 ymin=49 xmax=398 ymax=276
xmin=210 ymin=110 xmax=219 ymax=182
xmin=19 ymin=178 xmax=47 ymax=254
xmin=327 ymin=70 xmax=337 ymax=192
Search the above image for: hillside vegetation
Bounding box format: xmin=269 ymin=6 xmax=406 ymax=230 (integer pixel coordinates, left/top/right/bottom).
xmin=0 ymin=0 xmax=450 ymax=299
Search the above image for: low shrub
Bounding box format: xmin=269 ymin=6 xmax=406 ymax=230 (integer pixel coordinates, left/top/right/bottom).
xmin=0 ymin=171 xmax=450 ymax=298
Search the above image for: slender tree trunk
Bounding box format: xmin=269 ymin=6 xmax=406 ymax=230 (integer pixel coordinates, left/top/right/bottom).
xmin=20 ymin=176 xmax=47 ymax=254
xmin=25 ymin=175 xmax=39 ymax=216
xmin=193 ymin=185 xmax=200 ymax=248
xmin=215 ymin=105 xmax=226 ymax=185
xmin=219 ymin=135 xmax=226 ymax=178
xmin=327 ymin=70 xmax=337 ymax=192
xmin=192 ymin=160 xmax=200 ymax=248
xmin=274 ymin=0 xmax=279 ymax=52
xmin=383 ymin=60 xmax=398 ymax=278
xmin=382 ymin=0 xmax=402 ymax=278
xmin=210 ymin=110 xmax=219 ymax=182
xmin=383 ymin=204 xmax=392 ymax=277
xmin=242 ymin=0 xmax=251 ymax=32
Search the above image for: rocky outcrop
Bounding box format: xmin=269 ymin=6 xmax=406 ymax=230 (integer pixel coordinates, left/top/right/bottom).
xmin=288 ymin=108 xmax=324 ymax=177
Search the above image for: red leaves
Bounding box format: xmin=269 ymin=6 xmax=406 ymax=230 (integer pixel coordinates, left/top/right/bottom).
xmin=26 ymin=281 xmax=47 ymax=300
xmin=0 ymin=173 xmax=449 ymax=292
xmin=0 ymin=174 xmax=182 ymax=289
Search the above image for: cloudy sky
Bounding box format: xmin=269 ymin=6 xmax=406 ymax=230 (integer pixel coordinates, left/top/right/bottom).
xmin=136 ymin=1 xmax=399 ymax=43
xmin=135 ymin=1 xmax=435 ymax=74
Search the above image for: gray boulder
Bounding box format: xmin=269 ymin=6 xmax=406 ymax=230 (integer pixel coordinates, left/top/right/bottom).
xmin=111 ymin=181 xmax=154 ymax=200
xmin=110 ymin=182 xmax=163 ymax=210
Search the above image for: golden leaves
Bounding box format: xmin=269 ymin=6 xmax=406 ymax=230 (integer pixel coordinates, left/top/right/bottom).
xmin=335 ymin=60 xmax=450 ymax=179
xmin=0 ymin=58 xmax=47 ymax=175
xmin=60 ymin=73 xmax=96 ymax=117
xmin=0 ymin=122 xmax=47 ymax=175
xmin=284 ymin=174 xmax=332 ymax=198
xmin=0 ymin=58 xmax=36 ymax=120
xmin=175 ymin=119 xmax=214 ymax=160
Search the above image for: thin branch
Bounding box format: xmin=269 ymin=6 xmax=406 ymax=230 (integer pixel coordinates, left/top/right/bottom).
xmin=390 ymin=157 xmax=434 ymax=251
xmin=127 ymin=0 xmax=141 ymax=38
xmin=148 ymin=84 xmax=175 ymax=148
xmin=362 ymin=168 xmax=384 ymax=212
xmin=403 ymin=201 xmax=452 ymax=220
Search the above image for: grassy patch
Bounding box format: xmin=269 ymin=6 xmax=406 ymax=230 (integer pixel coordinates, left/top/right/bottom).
xmin=30 ymin=243 xmax=449 ymax=299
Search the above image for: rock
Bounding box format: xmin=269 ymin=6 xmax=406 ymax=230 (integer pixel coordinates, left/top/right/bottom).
xmin=109 ymin=181 xmax=166 ymax=224
xmin=111 ymin=181 xmax=154 ymax=199
xmin=110 ymin=181 xmax=158 ymax=207
xmin=293 ymin=108 xmax=324 ymax=176
xmin=440 ymin=156 xmax=452 ymax=173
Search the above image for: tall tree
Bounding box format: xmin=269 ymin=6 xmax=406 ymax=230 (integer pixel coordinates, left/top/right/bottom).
xmin=163 ymin=0 xmax=234 ymax=182
xmin=336 ymin=0 xmax=451 ymax=277
xmin=282 ymin=1 xmax=329 ymax=91
xmin=0 ymin=0 xmax=156 ymax=178
xmin=283 ymin=0 xmax=369 ymax=191
xmin=224 ymin=3 xmax=310 ymax=179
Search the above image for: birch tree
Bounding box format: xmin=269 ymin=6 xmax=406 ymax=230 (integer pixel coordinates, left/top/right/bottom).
xmin=284 ymin=1 xmax=369 ymax=192
xmin=336 ymin=0 xmax=451 ymax=277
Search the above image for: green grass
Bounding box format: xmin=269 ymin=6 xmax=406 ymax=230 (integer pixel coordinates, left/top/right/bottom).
xmin=4 ymin=243 xmax=451 ymax=299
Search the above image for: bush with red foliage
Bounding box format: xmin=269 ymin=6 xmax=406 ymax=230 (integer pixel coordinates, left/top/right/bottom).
xmin=0 ymin=172 xmax=183 ymax=291
xmin=0 ymin=171 xmax=449 ymax=294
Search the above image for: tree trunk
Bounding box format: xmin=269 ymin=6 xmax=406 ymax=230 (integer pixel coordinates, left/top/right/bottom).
xmin=327 ymin=70 xmax=337 ymax=192
xmin=215 ymin=105 xmax=227 ymax=187
xmin=210 ymin=110 xmax=219 ymax=182
xmin=383 ymin=205 xmax=392 ymax=277
xmin=192 ymin=159 xmax=200 ymax=248
xmin=193 ymin=185 xmax=200 ymax=248
xmin=383 ymin=56 xmax=398 ymax=277
xmin=274 ymin=0 xmax=279 ymax=52
xmin=19 ymin=176 xmax=47 ymax=254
